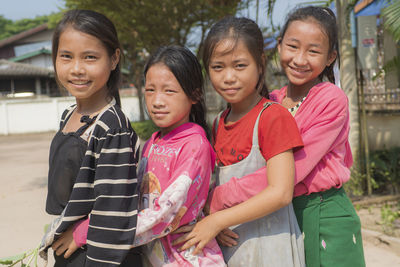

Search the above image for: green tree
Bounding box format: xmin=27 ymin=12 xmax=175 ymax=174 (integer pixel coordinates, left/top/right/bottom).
xmin=381 ymin=0 xmax=400 ymax=74
xmin=64 ymin=0 xmax=242 ymax=121
xmin=0 ymin=15 xmax=51 ymax=41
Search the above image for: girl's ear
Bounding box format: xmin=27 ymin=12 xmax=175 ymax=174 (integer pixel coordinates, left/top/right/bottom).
xmin=327 ymin=50 xmax=337 ymax=67
xmin=191 ymin=88 xmax=200 ymax=105
xmin=277 ymin=37 xmax=282 ymax=54
xmin=111 ymin=48 xmax=121 ymax=70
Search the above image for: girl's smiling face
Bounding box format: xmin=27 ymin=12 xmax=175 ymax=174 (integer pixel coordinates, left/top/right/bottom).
xmin=55 ymin=26 xmax=119 ymax=103
xmin=144 ymin=63 xmax=194 ymax=136
xmin=278 ymin=19 xmax=336 ymax=91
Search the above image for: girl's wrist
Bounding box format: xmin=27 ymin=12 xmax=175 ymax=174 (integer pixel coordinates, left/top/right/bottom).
xmin=209 ymin=212 xmax=227 ymax=232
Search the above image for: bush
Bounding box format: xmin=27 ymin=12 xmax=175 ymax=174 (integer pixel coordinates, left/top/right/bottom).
xmin=347 ymin=147 xmax=400 ymax=196
xmin=345 ymin=166 xmax=367 ymax=197
xmin=370 ymin=147 xmax=400 ymax=194
xmin=131 ymin=120 xmax=158 ymax=141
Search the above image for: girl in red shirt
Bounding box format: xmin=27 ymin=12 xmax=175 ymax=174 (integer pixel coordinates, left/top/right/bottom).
xmin=175 ymin=16 xmax=305 ymax=267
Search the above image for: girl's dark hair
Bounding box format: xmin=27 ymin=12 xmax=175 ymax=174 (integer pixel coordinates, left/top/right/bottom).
xmin=279 ymin=6 xmax=339 ymax=84
xmin=144 ymin=45 xmax=210 ymax=137
xmin=202 ymin=16 xmax=269 ymax=98
xmin=52 ymin=9 xmax=122 ymax=106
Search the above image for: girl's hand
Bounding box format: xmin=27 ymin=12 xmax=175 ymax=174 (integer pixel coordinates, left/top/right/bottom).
xmin=216 ymin=228 xmax=238 ymax=247
xmin=177 ymin=214 xmax=224 ymax=255
xmin=171 ymin=224 xmax=196 ymax=247
xmin=51 ymin=225 xmax=79 ymax=258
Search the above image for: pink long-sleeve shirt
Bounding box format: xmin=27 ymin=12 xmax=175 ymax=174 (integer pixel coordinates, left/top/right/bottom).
xmin=210 ymin=82 xmax=353 ymax=213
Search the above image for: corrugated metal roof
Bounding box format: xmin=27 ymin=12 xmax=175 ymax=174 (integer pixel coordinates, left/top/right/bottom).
xmin=9 ymin=48 xmax=51 ymax=62
xmin=0 ymin=59 xmax=54 ymax=77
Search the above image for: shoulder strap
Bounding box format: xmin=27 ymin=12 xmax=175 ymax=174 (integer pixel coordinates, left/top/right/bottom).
xmin=59 ymin=105 xmax=76 ymax=130
xmin=212 ymin=110 xmax=225 ymax=145
xmin=252 ymin=101 xmax=275 ymax=147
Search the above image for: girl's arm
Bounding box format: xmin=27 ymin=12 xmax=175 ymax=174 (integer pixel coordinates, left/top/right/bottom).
xmin=210 ymin=97 xmax=349 ymax=213
xmin=85 ymin=128 xmax=139 ymax=266
xmin=177 ymin=149 xmax=294 ymax=255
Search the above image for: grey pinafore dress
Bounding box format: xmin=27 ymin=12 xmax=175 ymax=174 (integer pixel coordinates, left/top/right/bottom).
xmin=215 ymin=102 xmax=305 ymax=267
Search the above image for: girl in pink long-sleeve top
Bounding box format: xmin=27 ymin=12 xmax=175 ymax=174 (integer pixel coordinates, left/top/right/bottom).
xmin=208 ymin=6 xmax=365 ymax=267
xmin=72 ymin=45 xmax=225 ymax=266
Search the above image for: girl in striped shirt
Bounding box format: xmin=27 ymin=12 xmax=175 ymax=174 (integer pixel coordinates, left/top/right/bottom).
xmin=42 ymin=9 xmax=141 ymax=267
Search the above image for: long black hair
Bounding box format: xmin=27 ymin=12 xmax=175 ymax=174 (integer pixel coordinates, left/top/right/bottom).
xmin=279 ymin=6 xmax=339 ymax=84
xmin=202 ymin=16 xmax=268 ymax=98
xmin=144 ymin=45 xmax=210 ymax=137
xmin=52 ymin=9 xmax=122 ymax=106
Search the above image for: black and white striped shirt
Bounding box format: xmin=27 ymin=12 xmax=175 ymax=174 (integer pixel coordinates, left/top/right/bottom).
xmin=55 ymin=102 xmax=139 ymax=266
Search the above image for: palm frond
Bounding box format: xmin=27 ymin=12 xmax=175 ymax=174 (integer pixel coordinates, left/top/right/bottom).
xmin=382 ymin=0 xmax=400 ymax=42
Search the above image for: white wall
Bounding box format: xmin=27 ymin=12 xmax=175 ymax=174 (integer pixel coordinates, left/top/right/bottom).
xmin=0 ymin=96 xmax=140 ymax=135
xmin=367 ymin=113 xmax=400 ymax=151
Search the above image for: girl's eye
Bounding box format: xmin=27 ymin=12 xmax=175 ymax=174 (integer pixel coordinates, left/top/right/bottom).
xmin=144 ymin=88 xmax=154 ymax=93
xmin=165 ymin=89 xmax=177 ymax=93
xmin=59 ymin=54 xmax=71 ymax=59
xmin=85 ymin=55 xmax=97 ymax=60
xmin=236 ymin=63 xmax=247 ymax=69
xmin=210 ymin=65 xmax=223 ymax=71
xmin=309 ymin=50 xmax=320 ymax=54
xmin=287 ymin=44 xmax=297 ymax=49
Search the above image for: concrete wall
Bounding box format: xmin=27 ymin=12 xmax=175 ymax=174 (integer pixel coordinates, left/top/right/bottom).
xmin=367 ymin=113 xmax=400 ymax=151
xmin=0 ymin=96 xmax=140 ymax=135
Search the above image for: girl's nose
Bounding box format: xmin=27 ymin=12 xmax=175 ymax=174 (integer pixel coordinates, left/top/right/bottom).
xmin=152 ymin=92 xmax=165 ymax=108
xmin=71 ymin=59 xmax=85 ymax=75
xmin=293 ymin=51 xmax=307 ymax=66
xmin=223 ymin=68 xmax=236 ymax=84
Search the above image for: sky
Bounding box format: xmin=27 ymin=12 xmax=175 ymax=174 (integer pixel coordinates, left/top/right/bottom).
xmin=0 ymin=0 xmax=65 ymax=20
xmin=1 ymin=0 xmax=315 ymax=26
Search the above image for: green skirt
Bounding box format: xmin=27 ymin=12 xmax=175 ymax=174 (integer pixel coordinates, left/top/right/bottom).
xmin=292 ymin=187 xmax=365 ymax=267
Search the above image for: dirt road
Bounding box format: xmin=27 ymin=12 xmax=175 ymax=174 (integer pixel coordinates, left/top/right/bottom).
xmin=0 ymin=132 xmax=399 ymax=266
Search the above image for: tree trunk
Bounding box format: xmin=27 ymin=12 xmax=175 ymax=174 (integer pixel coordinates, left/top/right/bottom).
xmin=134 ymin=66 xmax=145 ymax=121
xmin=336 ymin=0 xmax=361 ymax=170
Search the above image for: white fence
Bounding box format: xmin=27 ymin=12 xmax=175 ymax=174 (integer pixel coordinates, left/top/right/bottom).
xmin=0 ymin=96 xmax=141 ymax=135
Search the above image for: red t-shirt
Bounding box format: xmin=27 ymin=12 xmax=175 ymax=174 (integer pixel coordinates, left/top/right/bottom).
xmin=213 ymin=98 xmax=303 ymax=166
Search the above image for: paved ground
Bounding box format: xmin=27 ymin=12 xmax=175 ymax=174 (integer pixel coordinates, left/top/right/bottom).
xmin=1 ymin=132 xmax=400 ymax=266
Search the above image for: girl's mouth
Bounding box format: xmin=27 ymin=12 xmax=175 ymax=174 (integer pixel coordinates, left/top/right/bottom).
xmin=70 ymin=80 xmax=90 ymax=85
xmin=289 ymin=66 xmax=309 ymax=76
xmin=222 ymin=88 xmax=239 ymax=95
xmin=68 ymin=80 xmax=92 ymax=89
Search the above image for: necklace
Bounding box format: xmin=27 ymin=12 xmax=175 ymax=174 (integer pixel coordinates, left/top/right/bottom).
xmin=288 ymin=96 xmax=306 ymax=115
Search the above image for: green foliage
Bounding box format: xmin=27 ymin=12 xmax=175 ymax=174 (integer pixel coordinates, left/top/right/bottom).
xmin=0 ymin=246 xmax=39 ymax=267
xmin=347 ymin=147 xmax=400 ymax=196
xmin=382 ymin=0 xmax=400 ymax=42
xmin=345 ymin=167 xmax=367 ymax=197
xmin=379 ymin=202 xmax=400 ymax=235
xmin=370 ymin=147 xmax=400 ymax=194
xmin=131 ymin=120 xmax=158 ymax=141
xmin=376 ymin=0 xmax=400 ymax=77
xmin=0 ymin=15 xmax=51 ymax=41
